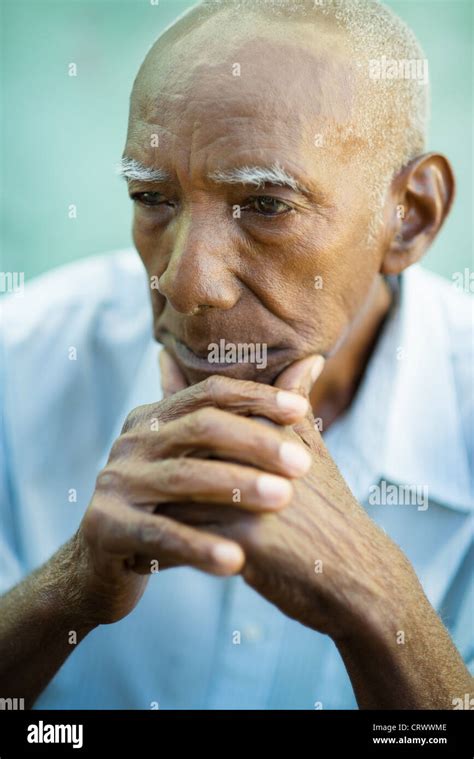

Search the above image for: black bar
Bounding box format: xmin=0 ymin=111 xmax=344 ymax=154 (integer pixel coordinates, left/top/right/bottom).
xmin=0 ymin=709 xmax=471 ymax=757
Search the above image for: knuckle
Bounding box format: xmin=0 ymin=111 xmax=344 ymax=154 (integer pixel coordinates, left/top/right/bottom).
xmin=158 ymin=460 xmax=187 ymax=492
xmin=109 ymin=432 xmax=141 ymax=461
xmin=121 ymin=402 xmax=155 ymax=433
xmin=188 ymin=407 xmax=219 ymax=438
xmin=95 ymin=466 xmax=124 ymax=493
xmin=136 ymin=520 xmax=164 ymax=547
xmin=121 ymin=407 xmax=141 ymax=433
xmin=202 ymin=374 xmax=228 ymax=403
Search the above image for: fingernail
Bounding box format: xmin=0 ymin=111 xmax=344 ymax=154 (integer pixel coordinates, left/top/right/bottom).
xmin=256 ymin=474 xmax=292 ymax=505
xmin=279 ymin=441 xmax=312 ymax=475
xmin=212 ymin=543 xmax=243 ymax=565
xmin=311 ymin=356 xmax=325 ymax=382
xmin=276 ymin=391 xmax=309 ymax=414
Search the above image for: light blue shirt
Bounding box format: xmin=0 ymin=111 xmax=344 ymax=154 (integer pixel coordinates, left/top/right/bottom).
xmin=0 ymin=249 xmax=472 ymax=709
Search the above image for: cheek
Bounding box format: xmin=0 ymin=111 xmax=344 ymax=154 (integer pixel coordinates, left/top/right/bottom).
xmin=132 ymin=216 xmax=172 ymax=298
xmin=315 ymin=254 xmax=381 ymax=351
xmin=131 ymin=225 xmax=167 ymax=322
xmin=277 ymin=223 xmax=381 ymax=353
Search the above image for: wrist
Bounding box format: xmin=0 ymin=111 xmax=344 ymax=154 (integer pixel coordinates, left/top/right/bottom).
xmin=37 ymin=534 xmax=99 ymax=635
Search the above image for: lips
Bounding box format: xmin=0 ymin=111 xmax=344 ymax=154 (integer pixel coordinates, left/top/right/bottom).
xmin=156 ymin=327 xmax=211 ymax=364
xmin=156 ymin=326 xmax=291 ymax=378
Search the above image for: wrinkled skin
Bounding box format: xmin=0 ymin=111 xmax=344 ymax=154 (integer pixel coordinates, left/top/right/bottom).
xmin=3 ymin=9 xmax=469 ymax=713
xmin=76 ymin=11 xmax=470 ymax=709
xmin=99 ymin=12 xmax=453 ymax=634
xmin=152 ymin=353 xmax=413 ymax=641
xmin=126 ymin=23 xmax=389 ymax=389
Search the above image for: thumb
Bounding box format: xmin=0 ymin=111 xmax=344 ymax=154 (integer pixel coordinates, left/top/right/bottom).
xmin=273 ymin=354 xmax=325 ymax=398
xmin=159 ymin=348 xmax=189 ymax=398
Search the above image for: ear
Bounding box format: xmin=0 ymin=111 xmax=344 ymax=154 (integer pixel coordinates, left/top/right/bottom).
xmin=380 ymin=153 xmax=455 ymax=276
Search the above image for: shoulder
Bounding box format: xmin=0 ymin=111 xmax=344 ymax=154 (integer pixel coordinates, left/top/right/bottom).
xmin=403 ymin=265 xmax=473 ymax=355
xmin=1 ymin=249 xmax=151 ymax=348
xmin=405 ymin=265 xmax=473 ymax=466
xmin=407 ymin=263 xmax=472 ymax=317
xmin=0 ymin=249 xmax=153 ymax=437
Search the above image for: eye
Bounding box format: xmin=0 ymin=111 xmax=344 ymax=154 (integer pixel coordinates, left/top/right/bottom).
xmin=130 ymin=191 xmax=169 ymax=208
xmin=243 ymin=195 xmax=293 ymax=217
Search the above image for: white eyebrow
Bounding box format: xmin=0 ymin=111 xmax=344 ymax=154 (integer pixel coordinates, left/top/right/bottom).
xmin=116 ymin=157 xmax=170 ymax=182
xmin=208 ymin=162 xmax=306 ymax=193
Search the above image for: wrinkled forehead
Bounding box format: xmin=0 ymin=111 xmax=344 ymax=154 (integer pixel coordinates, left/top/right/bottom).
xmin=128 ymin=20 xmax=359 ymax=159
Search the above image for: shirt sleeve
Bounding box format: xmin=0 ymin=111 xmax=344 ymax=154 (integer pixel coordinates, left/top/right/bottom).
xmin=0 ymin=325 xmax=24 ymax=596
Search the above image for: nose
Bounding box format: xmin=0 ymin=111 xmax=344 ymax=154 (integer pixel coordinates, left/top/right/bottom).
xmin=157 ymin=208 xmax=241 ymax=315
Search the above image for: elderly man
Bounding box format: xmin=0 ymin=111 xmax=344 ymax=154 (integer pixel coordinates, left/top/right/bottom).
xmin=0 ymin=0 xmax=472 ymax=710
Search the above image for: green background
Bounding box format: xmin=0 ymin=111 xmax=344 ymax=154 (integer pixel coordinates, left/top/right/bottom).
xmin=1 ymin=0 xmax=472 ymax=282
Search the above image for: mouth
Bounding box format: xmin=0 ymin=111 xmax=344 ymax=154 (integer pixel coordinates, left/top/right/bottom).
xmin=156 ymin=327 xmax=292 ymax=377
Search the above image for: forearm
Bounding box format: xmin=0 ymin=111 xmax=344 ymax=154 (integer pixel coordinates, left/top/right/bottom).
xmin=0 ymin=534 xmax=97 ymax=708
xmin=335 ymin=576 xmax=473 ymax=709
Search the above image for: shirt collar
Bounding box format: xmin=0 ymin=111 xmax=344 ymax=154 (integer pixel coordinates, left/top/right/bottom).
xmin=324 ymin=265 xmax=473 ymax=512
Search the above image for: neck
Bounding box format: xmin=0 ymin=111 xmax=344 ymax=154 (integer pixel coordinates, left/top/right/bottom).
xmin=310 ymin=276 xmax=393 ymax=432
